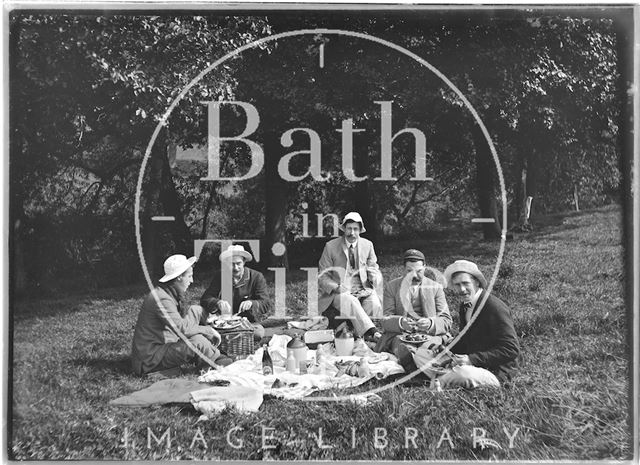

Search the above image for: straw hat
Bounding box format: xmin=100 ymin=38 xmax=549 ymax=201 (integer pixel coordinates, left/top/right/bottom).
xmin=219 ymin=244 xmax=252 ymax=262
xmin=339 ymin=212 xmax=366 ymax=233
xmin=443 ymin=260 xmax=487 ymax=289
xmin=159 ymin=254 xmax=197 ymax=283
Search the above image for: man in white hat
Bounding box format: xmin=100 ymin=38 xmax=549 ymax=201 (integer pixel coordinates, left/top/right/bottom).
xmin=317 ymin=212 xmax=382 ymax=340
xmin=200 ymin=245 xmax=271 ymax=340
xmin=419 ymin=259 xmax=519 ymax=388
xmin=131 ymin=254 xmax=222 ymax=376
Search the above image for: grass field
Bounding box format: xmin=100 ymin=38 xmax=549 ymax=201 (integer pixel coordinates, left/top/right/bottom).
xmin=9 ymin=205 xmax=631 ymax=460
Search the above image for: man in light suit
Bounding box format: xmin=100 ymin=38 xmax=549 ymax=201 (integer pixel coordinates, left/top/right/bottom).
xmin=317 ymin=212 xmax=382 ymax=340
xmin=376 ymin=249 xmax=452 ymax=362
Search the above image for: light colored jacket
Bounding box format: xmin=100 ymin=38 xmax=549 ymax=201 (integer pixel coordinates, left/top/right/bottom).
xmin=317 ymin=236 xmax=380 ymax=313
xmin=131 ymin=285 xmax=214 ymax=374
xmin=383 ymin=275 xmax=452 ymax=335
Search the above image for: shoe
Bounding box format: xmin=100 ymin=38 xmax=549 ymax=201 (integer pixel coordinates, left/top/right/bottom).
xmin=215 ymin=356 xmax=234 ymax=367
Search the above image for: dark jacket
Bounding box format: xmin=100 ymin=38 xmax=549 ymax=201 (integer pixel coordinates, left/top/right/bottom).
xmin=450 ymin=290 xmax=520 ymax=383
xmin=200 ymin=267 xmax=271 ymax=323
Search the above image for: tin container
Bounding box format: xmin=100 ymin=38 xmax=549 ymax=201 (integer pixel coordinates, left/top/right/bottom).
xmin=287 ymin=335 xmax=308 ymax=369
xmin=334 ymin=329 xmax=355 ymax=356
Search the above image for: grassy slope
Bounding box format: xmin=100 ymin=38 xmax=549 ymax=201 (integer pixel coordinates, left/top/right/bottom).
xmin=10 ymin=205 xmax=630 ymax=460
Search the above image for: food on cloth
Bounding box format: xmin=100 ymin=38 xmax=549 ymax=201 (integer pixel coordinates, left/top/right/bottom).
xmin=334 ymin=359 xmax=372 ymax=378
xmin=208 ymin=316 xmax=243 ymax=329
xmin=364 ymin=353 xmax=389 ymax=364
xmin=399 ymin=332 xmax=431 ymax=344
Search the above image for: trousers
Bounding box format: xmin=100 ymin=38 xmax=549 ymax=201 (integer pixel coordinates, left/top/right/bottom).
xmin=329 ymin=292 xmax=381 ymax=337
xmin=154 ymin=334 xmax=220 ymax=372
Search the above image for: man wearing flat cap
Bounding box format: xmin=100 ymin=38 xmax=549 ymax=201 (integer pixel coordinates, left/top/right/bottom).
xmin=377 ymin=249 xmax=452 ymax=361
xmin=131 ymin=254 xmax=222 ymax=375
xmin=200 ymin=245 xmax=271 ymax=340
xmin=317 ymin=212 xmax=382 ymax=340
xmin=421 ymin=259 xmax=519 ymax=388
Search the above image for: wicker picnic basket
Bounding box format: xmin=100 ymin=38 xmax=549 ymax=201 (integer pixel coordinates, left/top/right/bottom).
xmin=218 ymin=319 xmax=254 ymax=358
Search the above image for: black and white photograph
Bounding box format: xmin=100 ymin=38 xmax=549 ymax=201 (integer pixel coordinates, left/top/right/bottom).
xmin=5 ymin=3 xmax=638 ymax=461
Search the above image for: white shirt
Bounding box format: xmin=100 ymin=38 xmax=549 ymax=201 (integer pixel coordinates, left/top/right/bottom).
xmin=343 ymin=238 xmax=364 ymax=293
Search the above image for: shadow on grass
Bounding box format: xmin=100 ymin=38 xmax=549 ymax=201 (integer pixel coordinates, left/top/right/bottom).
xmin=524 ymin=205 xmax=620 ymax=240
xmin=71 ymin=356 xmax=133 ymax=375
xmin=12 ymin=286 xmax=146 ymax=322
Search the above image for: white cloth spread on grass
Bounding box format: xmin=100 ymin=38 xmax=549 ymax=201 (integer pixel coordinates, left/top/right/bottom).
xmin=197 ymin=335 xmax=404 ymax=400
xmin=110 ymin=378 xmax=263 ymax=421
xmin=190 ymin=385 xmax=263 ymax=421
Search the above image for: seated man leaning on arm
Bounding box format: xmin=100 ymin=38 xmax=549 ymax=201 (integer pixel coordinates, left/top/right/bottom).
xmin=422 ymin=260 xmax=520 ymax=389
xmin=377 ymin=249 xmax=452 ymax=368
xmin=131 ymin=254 xmax=222 ymax=376
xmin=200 ymin=245 xmax=272 ymax=341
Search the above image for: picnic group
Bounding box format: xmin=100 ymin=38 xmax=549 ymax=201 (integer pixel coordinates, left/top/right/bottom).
xmin=131 ymin=211 xmax=520 ymax=390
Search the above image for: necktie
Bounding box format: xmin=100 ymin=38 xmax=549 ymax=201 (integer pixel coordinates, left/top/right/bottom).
xmin=462 ymin=301 xmax=473 ymax=323
xmin=348 ymin=245 xmax=356 ymax=269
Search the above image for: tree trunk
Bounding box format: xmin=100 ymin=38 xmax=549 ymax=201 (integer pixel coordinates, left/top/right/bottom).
xmin=9 ymin=135 xmax=29 ymax=295
xmin=141 ymin=132 xmax=193 ymax=282
xmin=200 ymin=185 xmax=216 ymax=238
xmin=472 ymin=124 xmax=502 ymax=240
xmin=353 ymin=179 xmax=379 ymax=244
xmin=515 ymin=159 xmax=527 ymax=225
xmin=516 ymin=149 xmax=537 ymax=229
xmin=353 ymin=147 xmax=379 ymax=244
xmin=11 ymin=219 xmax=28 ymax=296
xmin=160 ymin=147 xmax=192 ymax=253
xmin=9 ymin=170 xmax=28 ymax=295
xmin=264 ymin=137 xmax=289 ymax=270
xmin=141 ymin=137 xmax=165 ymax=281
xmin=525 ymin=147 xmax=538 ymax=221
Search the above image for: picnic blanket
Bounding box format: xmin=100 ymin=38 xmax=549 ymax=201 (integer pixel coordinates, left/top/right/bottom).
xmin=109 ymin=378 xmax=263 ymax=415
xmin=197 ymin=335 xmax=404 ymax=399
xmin=110 ymin=378 xmax=210 ymax=407
xmin=110 ymin=335 xmax=403 ymax=419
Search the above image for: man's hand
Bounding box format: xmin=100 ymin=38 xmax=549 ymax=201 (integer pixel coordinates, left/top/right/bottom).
xmin=451 ymin=354 xmax=471 ymax=366
xmin=217 ymin=300 xmax=232 ymax=314
xmin=433 ymin=352 xmax=452 ymax=367
xmin=205 ymin=327 xmax=221 ymax=346
xmin=239 ymin=300 xmax=253 ymax=312
xmin=416 ymin=318 xmax=433 ymax=332
xmin=366 ymin=267 xmax=380 ymax=286
xmin=336 ymin=284 xmax=350 ymax=294
xmin=355 ymin=288 xmax=373 ymax=299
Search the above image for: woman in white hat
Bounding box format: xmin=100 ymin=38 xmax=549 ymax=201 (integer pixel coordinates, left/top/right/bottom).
xmin=131 ymin=254 xmax=222 ymax=375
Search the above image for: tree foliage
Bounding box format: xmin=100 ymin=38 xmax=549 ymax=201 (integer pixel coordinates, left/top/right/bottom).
xmin=9 ymin=11 xmax=625 ymax=292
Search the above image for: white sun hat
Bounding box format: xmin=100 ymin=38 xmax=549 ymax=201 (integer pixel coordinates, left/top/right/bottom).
xmin=219 ymin=244 xmax=253 ymax=262
xmin=443 ymin=260 xmax=488 ymax=289
xmin=159 ymin=254 xmax=198 ymax=283
xmin=339 ymin=211 xmax=366 ymax=233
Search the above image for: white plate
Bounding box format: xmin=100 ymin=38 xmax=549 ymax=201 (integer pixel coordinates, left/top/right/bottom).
xmin=209 ymin=318 xmax=242 ymax=330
